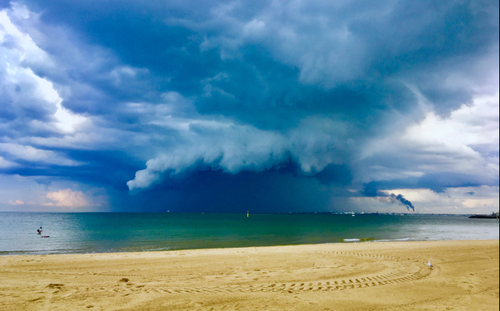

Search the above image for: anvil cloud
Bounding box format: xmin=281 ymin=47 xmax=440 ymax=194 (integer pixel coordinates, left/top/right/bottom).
xmin=0 ymin=0 xmax=498 ymax=213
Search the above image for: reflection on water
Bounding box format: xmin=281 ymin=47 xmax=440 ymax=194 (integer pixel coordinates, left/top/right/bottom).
xmin=0 ymin=213 xmax=498 ymax=255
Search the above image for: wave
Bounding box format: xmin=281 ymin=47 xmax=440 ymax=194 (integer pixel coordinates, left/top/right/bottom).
xmin=372 ymin=238 xmax=412 ymax=242
xmin=342 ymin=237 xmax=375 ymax=242
xmin=342 ymin=237 xmax=412 ymax=243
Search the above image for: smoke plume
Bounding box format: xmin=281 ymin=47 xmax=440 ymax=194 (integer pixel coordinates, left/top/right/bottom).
xmin=361 ymin=182 xmax=415 ymax=212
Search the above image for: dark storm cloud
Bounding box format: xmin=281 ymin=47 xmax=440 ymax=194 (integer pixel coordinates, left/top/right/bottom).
xmin=123 ymin=0 xmax=497 ymax=191
xmin=18 ymin=0 xmax=498 ymax=111
xmin=370 ymin=172 xmax=499 ymax=194
xmin=120 ymin=168 xmax=344 ymax=213
xmin=0 ymin=0 xmax=498 ymax=212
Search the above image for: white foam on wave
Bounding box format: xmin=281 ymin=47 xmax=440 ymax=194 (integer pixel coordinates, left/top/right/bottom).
xmin=343 ymin=238 xmax=361 ymax=242
xmin=373 ymin=238 xmax=411 ymax=242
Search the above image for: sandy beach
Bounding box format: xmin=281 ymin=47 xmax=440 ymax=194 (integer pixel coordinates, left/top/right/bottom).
xmin=0 ymin=240 xmax=498 ymax=311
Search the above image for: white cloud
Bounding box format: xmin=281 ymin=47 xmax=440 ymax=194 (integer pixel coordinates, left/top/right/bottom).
xmin=350 ymin=186 xmax=499 ymax=214
xmin=0 ymin=3 xmax=152 ymax=156
xmin=0 ymin=143 xmax=82 ymax=166
xmin=0 ymin=8 xmax=52 ymax=67
xmin=0 ymin=156 xmax=17 ymax=168
xmin=384 ymin=187 xmax=499 ymax=214
xmin=45 ymin=189 xmax=90 ymax=208
xmin=0 ymin=8 xmax=88 ymax=135
xmin=358 ymin=92 xmax=499 ymax=184
xmin=8 ymin=199 xmax=24 ymax=205
xmin=29 ymin=69 xmax=87 ymax=134
xmin=404 ymin=94 xmax=499 ymax=149
xmin=0 ymin=174 xmax=109 ymax=211
xmin=0 ymin=174 xmax=47 ymax=210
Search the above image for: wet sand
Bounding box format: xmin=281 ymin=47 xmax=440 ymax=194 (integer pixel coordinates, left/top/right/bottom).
xmin=0 ymin=240 xmax=498 ymax=310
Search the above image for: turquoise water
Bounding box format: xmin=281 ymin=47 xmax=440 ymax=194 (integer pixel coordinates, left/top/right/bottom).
xmin=0 ymin=213 xmax=498 ymax=255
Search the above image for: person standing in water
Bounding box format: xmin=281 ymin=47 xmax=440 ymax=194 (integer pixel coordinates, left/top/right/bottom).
xmin=37 ymin=227 xmax=42 ymax=235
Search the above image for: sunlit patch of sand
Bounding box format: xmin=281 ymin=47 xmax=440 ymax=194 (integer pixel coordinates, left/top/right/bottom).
xmin=0 ymin=240 xmax=498 ymax=310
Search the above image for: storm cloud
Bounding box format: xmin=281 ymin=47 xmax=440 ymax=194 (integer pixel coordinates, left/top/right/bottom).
xmin=0 ymin=0 xmax=498 ymax=213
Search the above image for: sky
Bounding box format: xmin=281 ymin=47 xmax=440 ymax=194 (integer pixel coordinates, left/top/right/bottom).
xmin=0 ymin=0 xmax=498 ymax=214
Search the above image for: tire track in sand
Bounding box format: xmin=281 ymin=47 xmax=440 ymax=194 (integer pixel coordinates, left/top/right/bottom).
xmin=105 ymin=251 xmax=434 ymax=295
xmin=0 ymin=251 xmax=435 ymax=295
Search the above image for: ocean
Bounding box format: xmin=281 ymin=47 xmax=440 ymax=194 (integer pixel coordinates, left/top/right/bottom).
xmin=0 ymin=212 xmax=498 ymax=255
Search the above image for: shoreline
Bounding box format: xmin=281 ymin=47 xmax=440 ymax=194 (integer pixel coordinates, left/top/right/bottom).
xmin=2 ymin=213 xmax=497 ymax=257
xmin=1 ymin=240 xmax=498 ymax=310
xmin=2 ymin=236 xmax=499 ymax=257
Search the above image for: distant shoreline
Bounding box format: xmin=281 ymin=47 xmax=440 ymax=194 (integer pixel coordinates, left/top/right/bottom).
xmin=469 ymin=214 xmax=499 ymax=219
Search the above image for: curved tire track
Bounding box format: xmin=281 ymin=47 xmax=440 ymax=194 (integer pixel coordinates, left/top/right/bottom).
xmin=0 ymin=251 xmax=436 ymax=295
